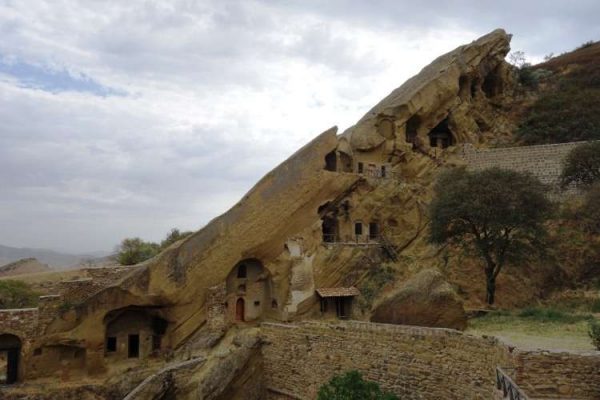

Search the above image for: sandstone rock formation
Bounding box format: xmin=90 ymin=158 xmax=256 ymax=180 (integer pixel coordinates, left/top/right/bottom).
xmin=1 ymin=28 xmax=525 ymax=394
xmin=370 ymin=268 xmax=467 ymax=330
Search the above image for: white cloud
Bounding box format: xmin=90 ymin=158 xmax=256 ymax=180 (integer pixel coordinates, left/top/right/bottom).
xmin=0 ymin=0 xmax=598 ymax=252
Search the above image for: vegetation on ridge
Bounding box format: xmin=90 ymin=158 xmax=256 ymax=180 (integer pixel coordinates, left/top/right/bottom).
xmin=516 ymin=41 xmax=600 ymax=145
xmin=117 ymin=227 xmax=193 ymax=266
xmin=0 ymin=280 xmax=40 ymax=309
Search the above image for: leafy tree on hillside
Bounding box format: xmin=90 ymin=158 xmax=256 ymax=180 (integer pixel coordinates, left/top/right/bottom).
xmin=117 ymin=238 xmax=160 ymax=266
xmin=160 ymin=228 xmax=193 ymax=249
xmin=317 ymin=371 xmax=399 ymax=400
xmin=561 ymin=142 xmax=600 ymax=188
xmin=428 ymin=168 xmax=553 ymax=305
xmin=117 ymin=227 xmax=194 ymax=266
xmin=0 ymin=280 xmax=39 ymax=309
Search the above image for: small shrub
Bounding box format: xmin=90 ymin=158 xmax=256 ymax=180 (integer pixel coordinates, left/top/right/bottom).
xmin=58 ymin=301 xmax=74 ymax=314
xmin=0 ymin=280 xmax=39 ymax=309
xmin=518 ymin=66 xmax=539 ymax=88
xmin=588 ymin=320 xmax=600 ymax=350
xmin=591 ymin=299 xmax=600 ymax=313
xmin=577 ymin=40 xmax=596 ymax=50
xmin=317 ymin=370 xmax=399 ymax=400
xmin=579 ymin=184 xmax=600 ymax=233
xmin=358 ymin=265 xmax=395 ymax=311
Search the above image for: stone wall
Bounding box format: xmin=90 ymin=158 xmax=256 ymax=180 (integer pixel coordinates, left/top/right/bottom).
xmin=0 ymin=308 xmax=39 ymax=337
xmin=515 ymin=350 xmax=600 ymax=399
xmin=206 ymin=283 xmax=228 ymax=333
xmin=261 ymin=321 xmax=513 ymax=399
xmin=462 ymin=141 xmax=595 ymax=192
xmin=261 ymin=321 xmax=600 ymax=400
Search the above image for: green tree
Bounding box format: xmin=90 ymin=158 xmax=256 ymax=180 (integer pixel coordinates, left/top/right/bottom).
xmin=317 ymin=371 xmax=399 ymax=400
xmin=579 ymin=184 xmax=600 ymax=233
xmin=428 ymin=168 xmax=553 ymax=305
xmin=0 ymin=280 xmax=39 ymax=309
xmin=160 ymin=228 xmax=193 ymax=249
xmin=561 ymin=142 xmax=600 ymax=188
xmin=117 ymin=237 xmax=160 ymax=266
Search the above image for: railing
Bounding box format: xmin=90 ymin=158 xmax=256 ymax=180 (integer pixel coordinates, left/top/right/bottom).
xmin=322 ymin=234 xmax=380 ymax=245
xmin=496 ymin=367 xmax=529 ymax=400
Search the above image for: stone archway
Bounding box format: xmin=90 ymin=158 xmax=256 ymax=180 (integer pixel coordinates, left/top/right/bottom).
xmin=0 ymin=334 xmax=22 ymax=384
xmin=226 ymin=259 xmax=273 ymax=323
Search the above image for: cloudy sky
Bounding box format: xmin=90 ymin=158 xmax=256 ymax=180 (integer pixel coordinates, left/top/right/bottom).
xmin=0 ymin=1 xmax=599 ymax=254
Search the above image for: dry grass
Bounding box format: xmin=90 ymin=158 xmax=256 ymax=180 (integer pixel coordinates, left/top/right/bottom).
xmin=467 ymin=309 xmax=597 ymax=352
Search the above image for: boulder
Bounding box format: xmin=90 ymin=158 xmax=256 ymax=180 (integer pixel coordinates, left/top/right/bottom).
xmin=371 ymin=268 xmax=467 ymax=330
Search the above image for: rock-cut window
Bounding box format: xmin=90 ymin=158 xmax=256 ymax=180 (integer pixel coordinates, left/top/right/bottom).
xmin=237 ymin=264 xmax=247 ymax=278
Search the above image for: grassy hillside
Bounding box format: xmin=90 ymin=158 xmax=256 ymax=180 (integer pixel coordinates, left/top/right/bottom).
xmin=515 ymin=41 xmax=600 ymax=144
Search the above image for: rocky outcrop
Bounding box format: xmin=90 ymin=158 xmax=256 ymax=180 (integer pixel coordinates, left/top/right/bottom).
xmin=342 ymin=28 xmax=513 ymax=153
xmin=370 ymin=268 xmax=467 ymax=330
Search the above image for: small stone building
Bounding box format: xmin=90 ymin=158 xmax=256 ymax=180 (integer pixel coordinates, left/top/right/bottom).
xmin=316 ymin=287 xmax=360 ymax=319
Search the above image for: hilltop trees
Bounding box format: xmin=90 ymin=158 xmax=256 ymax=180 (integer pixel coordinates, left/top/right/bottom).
xmin=429 ymin=168 xmax=553 ymax=305
xmin=117 ymin=228 xmax=193 ymax=266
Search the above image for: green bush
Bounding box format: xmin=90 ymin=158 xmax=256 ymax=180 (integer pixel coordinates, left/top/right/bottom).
xmin=517 ymin=307 xmax=592 ymax=324
xmin=358 ymin=265 xmax=395 ymax=311
xmin=591 ymin=300 xmax=600 ymax=313
xmin=0 ymin=280 xmax=39 ymax=309
xmin=560 ymin=143 xmax=600 ymax=189
xmin=518 ymin=66 xmax=539 ymax=88
xmin=160 ymin=228 xmax=193 ymax=249
xmin=117 ymin=227 xmax=195 ymax=266
xmin=579 ymin=184 xmax=600 ymax=234
xmin=117 ymin=237 xmax=160 ymax=266
xmin=317 ymin=370 xmax=399 ymax=400
xmin=588 ymin=320 xmax=600 ymax=350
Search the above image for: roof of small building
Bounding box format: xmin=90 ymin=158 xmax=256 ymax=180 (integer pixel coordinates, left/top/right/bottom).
xmin=316 ymin=287 xmax=360 ymax=298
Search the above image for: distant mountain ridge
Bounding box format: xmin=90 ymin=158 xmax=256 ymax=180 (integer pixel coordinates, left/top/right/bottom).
xmin=0 ymin=244 xmax=107 ymax=268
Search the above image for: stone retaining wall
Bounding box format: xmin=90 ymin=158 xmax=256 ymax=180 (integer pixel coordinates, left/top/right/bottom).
xmin=261 ymin=321 xmax=600 ymax=400
xmin=462 ymin=141 xmax=595 ymax=191
xmin=261 ymin=321 xmax=513 ymax=399
xmin=515 ymin=350 xmax=600 ymax=399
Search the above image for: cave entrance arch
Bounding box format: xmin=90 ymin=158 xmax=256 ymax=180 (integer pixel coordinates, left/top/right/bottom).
xmin=226 ymin=259 xmax=273 ymax=323
xmin=0 ymin=334 xmax=21 ymax=384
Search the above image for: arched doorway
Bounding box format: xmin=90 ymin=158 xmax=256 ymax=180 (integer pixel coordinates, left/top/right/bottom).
xmin=0 ymin=334 xmax=21 ymax=384
xmin=226 ymin=259 xmax=274 ymax=323
xmin=236 ymin=298 xmax=245 ymax=322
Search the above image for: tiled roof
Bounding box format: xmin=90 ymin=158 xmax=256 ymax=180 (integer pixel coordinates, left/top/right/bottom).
xmin=315 ymin=287 xmax=360 ymax=298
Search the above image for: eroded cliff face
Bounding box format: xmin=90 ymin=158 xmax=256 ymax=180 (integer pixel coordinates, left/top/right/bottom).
xmin=18 ymin=28 xmax=535 ymax=386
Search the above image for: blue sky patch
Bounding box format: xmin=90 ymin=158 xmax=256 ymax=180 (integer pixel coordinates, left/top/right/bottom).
xmin=0 ymin=56 xmax=126 ymax=97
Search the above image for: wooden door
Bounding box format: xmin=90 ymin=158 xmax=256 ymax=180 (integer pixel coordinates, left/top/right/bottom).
xmin=236 ymin=298 xmax=245 ymax=322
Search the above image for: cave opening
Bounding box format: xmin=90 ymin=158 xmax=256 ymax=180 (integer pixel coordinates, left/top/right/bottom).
xmin=405 ymin=115 xmax=420 ymax=145
xmin=427 ymin=118 xmax=454 ymax=149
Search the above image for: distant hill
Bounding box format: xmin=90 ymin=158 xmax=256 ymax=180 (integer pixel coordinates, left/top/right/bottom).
xmin=0 ymin=244 xmax=107 ymax=269
xmin=0 ymin=258 xmax=51 ymax=277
